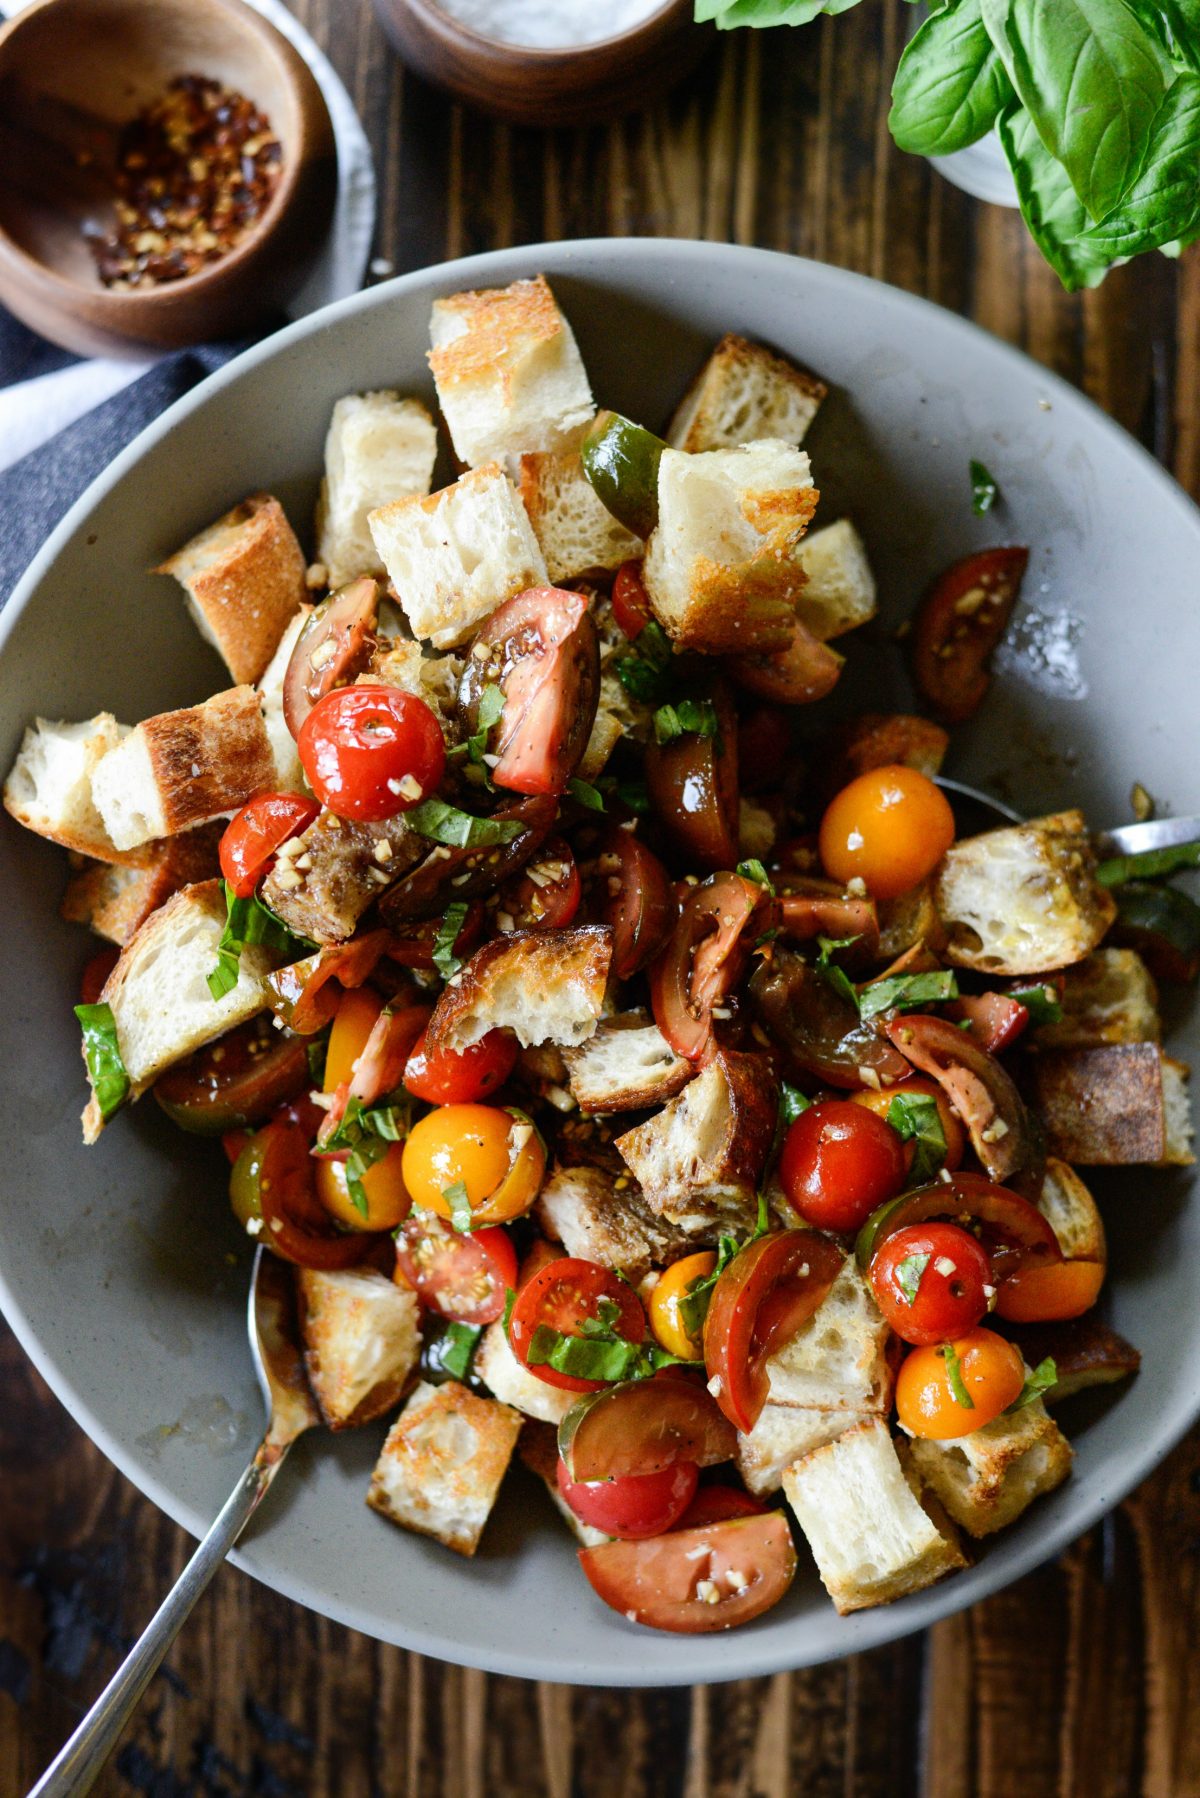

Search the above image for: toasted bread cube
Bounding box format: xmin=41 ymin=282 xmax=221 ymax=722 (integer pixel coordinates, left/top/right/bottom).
xmin=423 ymin=925 xmax=612 ymax=1054
xmin=366 ymin=1379 xmax=522 ymax=1556
xmin=1008 ymin=1316 xmax=1140 ymax=1404
xmin=1029 ymin=1043 xmax=1194 ymax=1166
xmin=82 ymin=878 xmax=273 ymax=1141
xmin=762 ymin=1255 xmax=894 ymax=1412
xmin=474 ymin=1319 xmax=575 ymax=1425
xmin=298 ymin=1268 xmax=420 ymax=1430
xmin=794 ymin=519 xmax=877 ymax=641
xmin=642 ymin=441 xmax=818 ymax=655
xmin=61 ymin=824 xmax=223 ymax=945
xmin=4 ymin=714 xmax=130 ymax=862
xmin=255 ymin=608 xmax=309 ymax=792
xmin=783 ymin=1419 xmax=966 ymax=1614
xmin=428 ymin=276 xmax=594 ymax=469
xmin=667 ymin=334 xmax=826 ymax=454
xmin=518 ymin=1421 xmax=610 ymax=1547
xmin=91 ymin=687 xmax=276 ymax=852
xmin=737 ymin=1403 xmax=871 ymax=1498
xmin=563 ymin=1012 xmax=693 ymax=1114
xmin=615 ymin=1050 xmax=778 ymax=1230
xmin=370 ymin=639 xmax=464 ymax=728
xmin=259 ymin=806 xmax=424 ymax=944
xmin=1034 ymin=948 xmax=1160 ymax=1049
xmin=1037 ymin=1158 xmax=1106 ymax=1262
xmin=316 ymin=393 xmax=438 ymax=588
xmin=519 ymin=448 xmax=641 ymax=583
xmin=156 ymin=493 xmax=307 ymax=686
xmin=935 ymin=811 xmax=1116 ymax=976
xmin=535 ymin=1162 xmax=705 ymax=1283
xmin=369 ymin=463 xmax=547 ymax=649
xmin=907 ymin=1398 xmax=1073 ymax=1538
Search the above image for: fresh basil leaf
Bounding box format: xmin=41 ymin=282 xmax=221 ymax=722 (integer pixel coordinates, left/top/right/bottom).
xmin=1124 ymin=0 xmax=1200 ymax=71
xmin=1096 ymin=837 xmax=1200 ymax=886
xmin=886 ymin=1091 xmax=949 ymax=1183
xmin=75 ymin=1001 xmax=131 ymax=1122
xmin=653 ymin=697 xmax=720 ymax=745
xmin=737 ymin=858 xmax=775 ymax=893
xmin=323 ymin=1092 xmax=410 ymax=1215
xmin=526 ymin=1311 xmax=689 ymax=1381
xmin=858 ymin=970 xmax=959 ymax=1021
xmin=615 ymin=619 xmax=674 ymax=705
xmin=306 ymin=1027 xmax=331 ymax=1087
xmin=940 ymin=1340 xmax=975 ymax=1409
xmin=1006 ymin=981 xmax=1064 ymax=1026
xmin=614 ymin=779 xmax=650 ymax=816
xmin=432 ymin=902 xmax=471 ymax=980
xmin=895 ymin=1251 xmax=931 ymax=1306
xmin=695 ymin=0 xmax=848 ymax=26
xmin=890 ymin=0 xmax=1014 ymax=155
xmin=970 ymin=458 xmax=999 ymax=514
xmin=442 ymin=1179 xmax=474 ymax=1235
xmin=406 ymin=800 xmax=523 ymax=849
xmin=998 ymin=103 xmax=1113 ymax=290
xmin=1080 ymin=74 xmax=1200 ymax=257
xmin=207 ymin=881 xmax=311 ymax=1002
xmin=501 ymin=1286 xmax=517 ymax=1333
xmin=476 ymin=682 xmax=505 ymax=732
xmin=1006 ymin=1354 xmax=1058 ymax=1412
xmin=439 ymin=1321 xmax=484 ymax=1383
xmin=780 ymin=1083 xmax=811 ymax=1126
xmin=568 ymin=777 xmax=606 ymax=812
xmin=815 ymin=933 xmax=861 ymax=1010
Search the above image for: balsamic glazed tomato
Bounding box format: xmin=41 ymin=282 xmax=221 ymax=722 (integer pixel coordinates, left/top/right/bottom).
xmin=495 ymin=837 xmax=581 ymax=931
xmin=394 ymin=1210 xmax=517 ymax=1325
xmin=383 ymin=901 xmax=485 ymax=970
xmin=582 ymin=823 xmax=675 ymax=980
xmin=912 ymin=546 xmax=1028 ymax=723
xmin=748 ymin=945 xmax=911 ymax=1090
xmin=645 ymin=680 xmax=740 ymax=869
xmin=283 ymin=576 xmax=379 ymax=738
xmin=650 ymin=872 xmax=769 ymax=1060
xmin=457 ymin=588 xmax=600 ymax=795
xmin=219 ymin=792 xmax=320 ymax=897
xmin=154 ymin=1016 xmax=309 ymax=1134
xmin=242 ymin=1118 xmax=380 ymax=1269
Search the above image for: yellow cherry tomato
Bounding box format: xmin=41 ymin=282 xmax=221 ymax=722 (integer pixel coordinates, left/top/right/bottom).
xmin=323 ymin=985 xmax=385 ymax=1092
xmin=818 ymin=765 xmax=956 ymax=901
xmin=315 ymin=1142 xmax=412 ymax=1232
xmin=895 ymin=1327 xmax=1025 ymax=1440
xmin=849 ymin=1076 xmax=966 ymax=1171
xmin=401 ymin=1103 xmax=546 ymax=1228
xmin=649 ymin=1250 xmax=718 ymax=1360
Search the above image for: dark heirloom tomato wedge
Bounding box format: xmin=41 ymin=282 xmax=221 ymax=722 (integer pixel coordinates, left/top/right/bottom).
xmin=776 ymin=877 xmax=879 ymax=954
xmin=611 ymin=559 xmax=652 ymax=639
xmin=380 ymin=794 xmax=558 ymax=922
xmin=264 ymin=929 xmax=391 ymax=1035
xmin=645 ymin=681 xmax=740 ymax=869
xmin=884 ymin=1012 xmax=1035 ymax=1186
xmin=731 ymin=617 xmax=843 ymax=707
xmin=583 ymin=824 xmax=675 ymax=980
xmin=704 ymin=1230 xmax=843 ymax=1434
xmin=283 ymin=576 xmax=379 ymax=738
xmin=737 ymin=706 xmax=794 ymax=790
xmin=557 ymin=1456 xmax=699 ymax=1540
xmin=384 ymin=900 xmax=485 ymax=970
xmin=394 ymin=1211 xmax=517 ymax=1324
xmin=945 ymin=991 xmax=1030 ymax=1054
xmin=748 ymin=945 xmax=911 ymax=1089
xmin=650 ymin=871 xmax=766 ymax=1061
xmin=404 ymin=1024 xmax=518 ymax=1105
xmin=154 ymin=1017 xmax=309 ymax=1134
xmin=219 ymin=792 xmax=320 ymax=898
xmin=254 ymin=1119 xmax=379 ymax=1268
xmin=496 ymin=837 xmax=581 ymax=930
xmin=557 ymin=1377 xmax=736 ymax=1482
xmin=912 ymin=546 xmax=1027 ymax=724
xmin=508 ymin=1257 xmax=646 ymax=1393
xmin=458 ymin=588 xmax=600 ymax=795
xmin=579 ymin=1511 xmax=798 ymax=1634
xmin=855 ymin=1171 xmax=1062 ymax=1280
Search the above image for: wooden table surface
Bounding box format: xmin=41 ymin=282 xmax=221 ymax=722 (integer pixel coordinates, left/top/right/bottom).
xmin=4 ymin=2 xmax=1200 ymax=1792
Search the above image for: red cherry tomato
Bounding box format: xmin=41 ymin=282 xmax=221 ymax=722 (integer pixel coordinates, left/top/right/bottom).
xmin=403 ymin=1024 xmax=518 ymax=1105
xmin=869 ymin=1221 xmax=992 ymax=1346
xmin=584 ymin=824 xmax=675 ymax=981
xmin=219 ymin=792 xmax=321 ymax=898
xmin=912 ymin=546 xmax=1028 ymax=724
xmin=673 ymin=1486 xmax=767 ymax=1530
xmin=611 ymin=560 xmax=651 ymax=640
xmin=703 ymin=1230 xmax=844 ymax=1433
xmin=779 ymin=1099 xmax=908 ymax=1234
xmin=496 ymin=838 xmax=581 ymax=931
xmin=80 ymin=945 xmax=119 ymax=1005
xmin=298 ymin=686 xmax=445 ymax=821
xmin=557 ymin=1454 xmax=698 ymax=1539
xmin=508 ymin=1257 xmax=646 ymax=1393
xmin=394 ymin=1211 xmax=517 ymax=1325
xmin=579 ymin=1511 xmax=798 ymax=1633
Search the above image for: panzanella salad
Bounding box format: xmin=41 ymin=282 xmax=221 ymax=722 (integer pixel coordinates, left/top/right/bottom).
xmin=6 ymin=276 xmax=1195 ymax=1632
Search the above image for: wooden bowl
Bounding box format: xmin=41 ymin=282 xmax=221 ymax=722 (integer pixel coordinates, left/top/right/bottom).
xmin=372 ymin=0 xmax=713 ymax=128
xmin=0 ymin=0 xmax=338 ymax=358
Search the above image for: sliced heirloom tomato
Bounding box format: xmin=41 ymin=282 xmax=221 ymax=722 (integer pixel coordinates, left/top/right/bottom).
xmin=579 ymin=1511 xmax=797 ymax=1634
xmin=283 ymin=577 xmax=379 ymax=738
xmin=645 ymin=681 xmax=740 ymax=869
xmin=380 ymin=794 xmax=558 ymax=922
xmin=299 ymin=686 xmax=445 ymax=821
xmin=394 ymin=1210 xmax=517 ymax=1324
xmin=219 ymin=792 xmax=321 ymax=897
xmin=558 ymin=1376 xmax=736 ymax=1482
xmin=583 ymin=824 xmax=675 ymax=980
xmin=673 ymin=1486 xmax=767 ymax=1529
xmin=649 ymin=1250 xmax=718 ymax=1361
xmin=580 ymin=412 xmax=665 ymax=540
xmin=776 ymin=877 xmax=878 ymax=953
xmin=884 ymin=1012 xmax=1036 ymax=1187
xmin=650 ymin=871 xmax=766 ymax=1060
xmin=993 ymin=1257 xmax=1105 ymax=1323
xmin=945 ymin=991 xmax=1030 ymax=1054
xmin=384 ymin=900 xmax=485 ymax=970
xmin=264 ymin=931 xmax=391 ymax=1035
xmin=557 ymin=1456 xmax=698 ymax=1540
xmin=317 ymin=1000 xmax=430 ymax=1146
xmin=856 ymin=1170 xmax=1062 ymax=1283
xmin=154 ymin=1017 xmax=309 ymax=1134
xmin=731 ymin=616 xmax=843 ymax=707
xmin=236 ymin=1119 xmax=380 ymax=1268
xmin=704 ymin=1231 xmax=844 ymax=1434
xmin=458 ymin=588 xmax=600 ymax=795
xmin=748 ymin=945 xmax=911 ymax=1090
xmin=912 ymin=547 xmax=1028 ymax=724
xmin=403 ymin=1024 xmax=518 ymax=1105
xmin=508 ymin=1257 xmax=646 ymax=1394
xmin=611 ymin=559 xmax=652 ymax=639
xmin=496 ymin=837 xmax=580 ymax=930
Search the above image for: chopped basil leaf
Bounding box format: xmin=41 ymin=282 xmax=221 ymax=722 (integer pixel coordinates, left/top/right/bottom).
xmin=677 ymin=1193 xmax=772 ymax=1341
xmin=614 ymin=619 xmax=674 ymax=704
xmin=858 ymin=970 xmax=959 ymax=1021
xmin=501 ymin=1286 xmax=517 ymax=1333
xmin=568 ymin=777 xmax=606 ymax=812
xmin=653 ymin=697 xmax=719 ymax=745
xmin=1006 ymin=981 xmax=1064 ymax=1026
xmin=1006 ymin=1355 xmax=1058 ymax=1413
xmin=614 ymin=779 xmax=650 ymax=815
xmin=439 ymin=1321 xmax=483 ymax=1382
xmin=306 ymin=1026 xmax=331 ymax=1087
xmin=1095 ymin=839 xmax=1200 ymax=887
xmin=442 ymin=1179 xmax=474 ymax=1235
xmin=74 ymin=1001 xmax=130 ymax=1122
xmin=406 ymin=800 xmax=523 ymax=849
xmin=432 ymin=902 xmax=470 ymax=980
xmin=886 ymin=1091 xmax=948 ymax=1184
xmin=815 ymin=933 xmax=861 ymax=1010
xmin=895 ymin=1251 xmax=931 ymax=1306
xmin=940 ymin=1340 xmax=974 ymax=1409
xmin=969 ymin=458 xmax=999 ymax=515
xmin=526 ymin=1301 xmax=690 ymax=1382
xmin=322 ymin=1093 xmax=410 ymax=1217
xmin=476 ymin=682 xmax=505 ymax=732
xmin=737 ymin=858 xmax=775 ymax=894
xmin=207 ymin=881 xmax=312 ymax=1001
xmin=779 ymin=1083 xmax=810 ymax=1126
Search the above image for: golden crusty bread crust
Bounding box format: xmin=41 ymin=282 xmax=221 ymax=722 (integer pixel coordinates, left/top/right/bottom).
xmin=61 ymin=823 xmax=223 ymax=945
xmin=157 ymin=492 xmax=307 ymax=686
xmin=423 ymin=925 xmax=612 ymax=1054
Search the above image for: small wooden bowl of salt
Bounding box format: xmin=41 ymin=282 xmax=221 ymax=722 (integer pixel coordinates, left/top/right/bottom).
xmin=372 ymin=0 xmax=712 ymax=127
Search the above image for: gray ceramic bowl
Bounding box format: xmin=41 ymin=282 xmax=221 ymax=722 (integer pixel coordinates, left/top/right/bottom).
xmin=1 ymin=240 xmax=1197 ymax=1686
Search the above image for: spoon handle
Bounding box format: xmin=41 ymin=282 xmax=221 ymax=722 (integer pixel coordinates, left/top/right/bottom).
xmin=28 ymin=1440 xmax=288 ymax=1798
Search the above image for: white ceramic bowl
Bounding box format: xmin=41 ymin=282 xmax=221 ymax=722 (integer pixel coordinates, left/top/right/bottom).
xmin=1 ymin=240 xmax=1197 ymax=1686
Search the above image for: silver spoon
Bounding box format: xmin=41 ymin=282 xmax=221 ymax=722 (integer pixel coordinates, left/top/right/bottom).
xmin=29 ymin=1247 xmax=318 ymax=1798
xmin=935 ymin=776 xmax=1200 ymax=859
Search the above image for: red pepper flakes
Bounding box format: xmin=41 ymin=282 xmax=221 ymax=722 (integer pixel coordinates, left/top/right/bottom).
xmin=84 ymin=74 xmax=283 ymax=289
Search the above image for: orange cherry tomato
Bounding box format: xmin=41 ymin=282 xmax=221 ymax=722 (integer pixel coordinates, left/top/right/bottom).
xmin=994 ymin=1258 xmax=1105 ymax=1323
xmin=849 ymin=1075 xmax=966 ymax=1171
xmin=323 ymin=986 xmax=385 ymax=1092
xmin=649 ymin=1251 xmax=718 ymax=1361
xmin=315 ymin=1141 xmax=412 ymax=1232
xmin=895 ymin=1327 xmax=1025 ymax=1440
xmin=818 ymin=765 xmax=956 ymax=901
xmin=401 ymin=1103 xmax=545 ymax=1228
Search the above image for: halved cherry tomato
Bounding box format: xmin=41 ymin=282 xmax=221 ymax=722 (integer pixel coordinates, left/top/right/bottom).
xmin=703 ymin=1231 xmax=843 ymax=1433
xmin=496 ymin=838 xmax=580 ymax=931
xmin=849 ymin=1075 xmax=966 ymax=1172
xmin=583 ymin=824 xmax=675 ymax=981
xmin=380 ymin=794 xmax=558 ymax=923
xmin=579 ymin=1511 xmax=797 ymax=1633
xmin=383 ymin=901 xmax=485 ymax=970
xmin=611 ymin=560 xmax=651 ymax=640
xmin=394 ymin=1210 xmax=518 ymax=1324
xmin=855 ymin=1172 xmax=1062 ymax=1278
xmin=315 ymin=1141 xmax=412 ymax=1232
xmin=557 ymin=1375 xmax=736 ymax=1481
xmin=298 ymin=686 xmax=445 ymax=821
xmin=731 ymin=617 xmax=843 ymax=707
xmin=402 ymin=1103 xmax=545 ymax=1228
xmin=645 ymin=681 xmax=740 ymax=869
xmin=323 ymin=985 xmax=385 ymax=1091
xmin=945 ymin=991 xmax=1030 ymax=1055
xmin=508 ymin=1258 xmax=646 ymax=1393
xmin=242 ymin=1119 xmax=379 ymax=1268
xmin=558 ymin=1454 xmax=698 ymax=1539
xmin=335 ymin=1002 xmax=430 ymax=1112
xmin=219 ymin=792 xmax=321 ymax=898
xmin=403 ymin=1025 xmax=518 ymax=1105
xmin=819 ymin=765 xmax=956 ymax=901
xmin=869 ymin=1221 xmax=992 ymax=1345
xmin=912 ymin=547 xmax=1028 ymax=724
xmin=737 ymin=707 xmax=794 ymax=791
xmin=457 ymin=588 xmax=600 ymax=795
xmin=895 ymin=1328 xmax=1025 ymax=1439
xmin=779 ymin=1099 xmax=908 ymax=1234
xmin=673 ymin=1486 xmax=767 ymax=1530
xmin=154 ymin=1017 xmax=309 ymax=1135
xmin=994 ymin=1258 xmax=1105 ymax=1323
xmin=80 ymin=946 xmax=119 ymax=1006
xmin=649 ymin=1251 xmax=718 ymax=1361
xmin=649 ymin=871 xmax=766 ymax=1060
xmin=264 ymin=931 xmax=392 ymax=1036
xmin=282 ymin=577 xmax=378 ymax=738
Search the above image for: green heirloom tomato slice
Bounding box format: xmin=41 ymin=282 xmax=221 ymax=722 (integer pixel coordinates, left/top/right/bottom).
xmin=580 ymin=410 xmax=667 ymax=540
